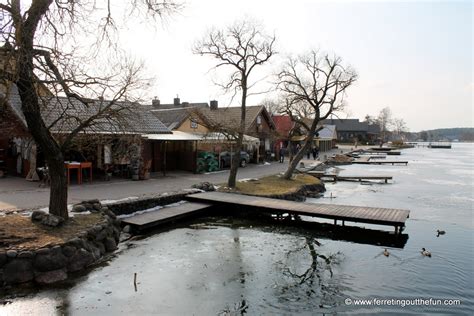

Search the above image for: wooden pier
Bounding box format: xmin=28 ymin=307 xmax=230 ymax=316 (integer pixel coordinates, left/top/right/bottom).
xmin=121 ymin=202 xmax=213 ymax=231
xmin=308 ymin=173 xmax=393 ymax=183
xmin=352 ymin=160 xmax=408 ymax=165
xmin=187 ymin=192 xmax=409 ymax=233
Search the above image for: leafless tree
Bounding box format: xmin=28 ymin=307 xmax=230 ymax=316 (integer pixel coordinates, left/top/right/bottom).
xmin=376 ymin=107 xmax=393 ymax=146
xmin=393 ymin=117 xmax=408 ymax=140
xmin=277 ymin=50 xmax=357 ymax=179
xmin=0 ymin=0 xmax=180 ymax=220
xmin=193 ymin=19 xmax=276 ymax=188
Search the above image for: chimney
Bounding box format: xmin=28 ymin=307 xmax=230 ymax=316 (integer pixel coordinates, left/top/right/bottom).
xmin=174 ymin=95 xmax=180 ymax=106
xmin=152 ymin=96 xmax=160 ymax=107
xmin=210 ymin=100 xmax=218 ymax=110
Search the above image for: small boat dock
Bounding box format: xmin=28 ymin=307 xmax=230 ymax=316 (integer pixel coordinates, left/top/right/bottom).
xmin=352 ymin=156 xmax=408 ymax=165
xmin=121 ymin=202 xmax=213 ymax=231
xmin=308 ymin=172 xmax=393 ymax=183
xmin=187 ymin=192 xmax=410 ymax=233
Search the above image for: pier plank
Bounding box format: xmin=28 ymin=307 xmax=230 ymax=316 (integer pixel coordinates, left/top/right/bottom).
xmin=122 ymin=201 xmax=213 ymax=230
xmin=187 ymin=192 xmax=410 ymax=230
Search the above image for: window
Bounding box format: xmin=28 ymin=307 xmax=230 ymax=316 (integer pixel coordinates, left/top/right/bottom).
xmin=190 ymin=120 xmax=198 ymax=129
xmin=256 ymin=115 xmax=262 ymax=125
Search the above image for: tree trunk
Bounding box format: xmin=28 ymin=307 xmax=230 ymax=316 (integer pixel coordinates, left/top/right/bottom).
xmin=47 ymin=154 xmax=69 ymax=219
xmin=16 ymin=30 xmax=69 ymax=219
xmin=282 ymin=136 xmax=313 ymax=180
xmin=227 ymin=76 xmax=247 ymax=188
xmin=282 ymin=118 xmax=319 ymax=180
xmin=227 ymin=131 xmax=244 ymax=188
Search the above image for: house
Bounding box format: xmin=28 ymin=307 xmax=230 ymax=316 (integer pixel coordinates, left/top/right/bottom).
xmin=272 ymin=115 xmax=337 ymax=154
xmin=316 ymin=125 xmax=337 ymax=151
xmin=150 ymin=99 xmax=264 ymax=166
xmin=272 ymin=115 xmax=294 ymax=159
xmin=320 ymin=118 xmax=380 ymax=144
xmin=195 ymin=104 xmax=276 ymax=162
xmin=0 ymin=83 xmax=175 ymax=180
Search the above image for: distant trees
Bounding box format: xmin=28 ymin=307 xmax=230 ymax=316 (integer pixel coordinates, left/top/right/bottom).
xmin=193 ymin=19 xmax=276 ymax=188
xmin=0 ymin=1 xmax=180 ymax=220
xmin=277 ymin=50 xmax=357 ymax=179
xmin=376 ymin=107 xmax=393 ymax=146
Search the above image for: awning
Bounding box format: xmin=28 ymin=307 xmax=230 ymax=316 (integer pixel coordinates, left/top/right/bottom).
xmin=201 ymin=132 xmax=260 ymax=145
xmin=290 ymin=135 xmax=334 ymax=141
xmin=142 ymin=131 xmax=203 ymax=141
xmin=142 ymin=131 xmax=260 ymax=145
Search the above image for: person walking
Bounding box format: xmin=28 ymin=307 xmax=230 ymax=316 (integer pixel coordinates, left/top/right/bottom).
xmin=312 ymin=146 xmax=319 ymax=160
xmin=306 ymin=146 xmax=311 ymax=159
xmin=279 ymin=146 xmax=286 ymax=163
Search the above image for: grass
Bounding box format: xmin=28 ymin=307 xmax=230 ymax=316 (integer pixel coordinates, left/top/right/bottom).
xmin=0 ymin=213 xmax=103 ymax=250
xmin=219 ymin=174 xmax=321 ymax=196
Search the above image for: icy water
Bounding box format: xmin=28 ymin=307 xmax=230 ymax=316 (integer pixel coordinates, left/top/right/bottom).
xmin=1 ymin=144 xmax=473 ymax=315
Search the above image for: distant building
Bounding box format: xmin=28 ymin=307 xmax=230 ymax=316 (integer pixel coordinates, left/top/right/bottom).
xmin=320 ymin=118 xmax=380 ymax=144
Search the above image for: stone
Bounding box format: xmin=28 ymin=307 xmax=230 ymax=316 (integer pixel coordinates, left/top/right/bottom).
xmin=35 ymin=269 xmax=68 ymax=284
xmin=18 ymin=251 xmax=35 ymax=259
xmin=122 ymin=225 xmax=131 ymax=233
xmin=96 ymin=242 xmax=106 ymax=255
xmin=191 ymin=182 xmax=216 ymax=191
xmin=82 ymin=199 xmax=100 ymax=205
xmin=93 ymin=203 xmax=102 ymax=211
xmin=95 ymin=229 xmax=107 ymax=242
xmin=41 ymin=214 xmax=64 ymax=227
xmin=101 ymin=208 xmax=116 ymax=219
xmin=31 ymin=210 xmax=47 ymax=222
xmin=72 ymin=205 xmax=87 ymax=213
xmin=113 ymin=227 xmax=121 ymax=242
xmin=0 ymin=252 xmax=7 ymax=267
xmin=104 ymin=237 xmax=117 ymax=252
xmin=6 ymin=250 xmax=17 ymax=258
xmin=119 ymin=233 xmax=131 ymax=243
xmin=67 ymin=249 xmax=94 ymax=272
xmin=89 ymin=245 xmax=101 ymax=260
xmin=35 ymin=248 xmax=50 ymax=256
xmin=62 ymin=245 xmax=76 ymax=257
xmin=34 ymin=248 xmax=67 ymax=272
xmin=66 ymin=237 xmax=86 ymax=249
xmin=82 ymin=203 xmax=93 ymax=211
xmin=3 ymin=259 xmax=34 ymax=284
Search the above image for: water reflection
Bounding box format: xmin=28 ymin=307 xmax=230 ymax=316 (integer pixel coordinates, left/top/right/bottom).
xmin=1 ymin=144 xmax=473 ymax=315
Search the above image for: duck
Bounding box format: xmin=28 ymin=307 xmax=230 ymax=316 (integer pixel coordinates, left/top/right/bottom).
xmin=421 ymin=248 xmax=432 ymax=257
xmin=436 ymin=229 xmax=446 ymax=237
xmin=383 ymin=249 xmax=390 ymax=257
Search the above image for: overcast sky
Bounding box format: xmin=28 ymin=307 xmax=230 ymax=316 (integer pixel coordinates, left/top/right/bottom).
xmin=118 ymin=0 xmax=472 ymax=132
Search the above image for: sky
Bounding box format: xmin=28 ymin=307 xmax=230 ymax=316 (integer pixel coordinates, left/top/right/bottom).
xmin=117 ymin=0 xmax=472 ymax=132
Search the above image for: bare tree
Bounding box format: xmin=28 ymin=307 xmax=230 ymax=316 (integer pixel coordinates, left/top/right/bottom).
xmin=193 ymin=19 xmax=276 ymax=188
xmin=0 ymin=1 xmax=180 ymax=220
xmin=393 ymin=118 xmax=408 ymax=138
xmin=277 ymin=50 xmax=357 ymax=179
xmin=376 ymin=107 xmax=393 ymax=146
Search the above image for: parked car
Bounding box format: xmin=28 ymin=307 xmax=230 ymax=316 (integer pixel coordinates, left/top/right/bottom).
xmin=219 ymin=151 xmax=250 ymax=168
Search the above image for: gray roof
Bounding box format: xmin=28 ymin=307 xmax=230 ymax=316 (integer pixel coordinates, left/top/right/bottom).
xmin=321 ymin=118 xmax=380 ymax=134
xmin=151 ymin=107 xmax=195 ymax=130
xmin=150 ymin=102 xmax=209 ymax=110
xmin=318 ymin=125 xmax=337 ymax=139
xmin=195 ymin=105 xmax=275 ymax=131
xmin=2 ymin=84 xmax=171 ymax=135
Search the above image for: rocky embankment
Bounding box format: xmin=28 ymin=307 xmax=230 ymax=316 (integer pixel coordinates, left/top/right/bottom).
xmin=0 ymin=200 xmax=120 ymax=287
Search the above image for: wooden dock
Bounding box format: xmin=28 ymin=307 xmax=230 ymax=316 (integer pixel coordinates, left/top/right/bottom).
xmin=326 ymin=175 xmax=392 ymax=183
xmin=121 ymin=202 xmax=213 ymax=231
xmin=187 ymin=192 xmax=409 ymax=233
xmin=307 ymin=171 xmax=392 ymax=183
xmin=352 ymin=160 xmax=408 ymax=165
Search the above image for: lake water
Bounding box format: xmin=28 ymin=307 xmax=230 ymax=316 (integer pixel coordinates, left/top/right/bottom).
xmin=1 ymin=144 xmax=473 ymax=315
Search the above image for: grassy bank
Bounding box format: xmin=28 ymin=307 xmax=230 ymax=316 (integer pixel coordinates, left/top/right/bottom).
xmin=219 ymin=174 xmax=321 ymax=197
